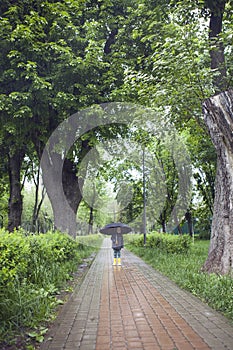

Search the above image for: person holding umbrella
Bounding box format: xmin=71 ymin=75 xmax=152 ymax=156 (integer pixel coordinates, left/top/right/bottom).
xmin=111 ymin=226 xmax=124 ymax=266
xmin=100 ymin=222 xmax=132 ymax=266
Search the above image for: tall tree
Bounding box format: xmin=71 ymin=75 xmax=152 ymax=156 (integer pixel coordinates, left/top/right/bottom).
xmin=202 ymin=0 xmax=233 ymax=274
xmin=0 ymin=0 xmax=132 ymax=234
xmin=202 ymin=90 xmax=233 ymax=274
xmin=111 ymin=0 xmax=233 ymax=273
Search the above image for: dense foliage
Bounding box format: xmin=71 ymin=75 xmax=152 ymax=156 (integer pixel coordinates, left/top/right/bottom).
xmin=1 ymin=0 xmax=231 ymax=231
xmin=0 ymin=228 xmax=102 ymax=345
xmin=0 ymin=2 xmax=232 ymax=348
xmin=128 ymin=231 xmax=192 ymax=254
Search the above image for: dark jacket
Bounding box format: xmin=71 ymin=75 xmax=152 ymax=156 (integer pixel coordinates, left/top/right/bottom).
xmin=111 ymin=232 xmax=124 ymax=250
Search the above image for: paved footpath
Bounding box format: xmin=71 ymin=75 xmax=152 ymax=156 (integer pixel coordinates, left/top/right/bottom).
xmin=40 ymin=238 xmax=233 ymax=350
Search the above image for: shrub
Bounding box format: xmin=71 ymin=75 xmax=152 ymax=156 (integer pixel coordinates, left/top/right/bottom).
xmin=0 ymin=229 xmax=83 ymax=287
xmin=0 ymin=229 xmax=31 ymax=287
xmin=128 ymin=232 xmax=192 ymax=254
xmin=0 ymin=228 xmax=99 ymax=343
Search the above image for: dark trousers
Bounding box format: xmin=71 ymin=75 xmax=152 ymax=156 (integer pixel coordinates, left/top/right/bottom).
xmin=113 ymin=248 xmax=121 ymax=258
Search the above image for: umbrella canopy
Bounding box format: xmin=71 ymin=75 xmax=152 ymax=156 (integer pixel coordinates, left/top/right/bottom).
xmin=99 ymin=222 xmax=132 ymax=235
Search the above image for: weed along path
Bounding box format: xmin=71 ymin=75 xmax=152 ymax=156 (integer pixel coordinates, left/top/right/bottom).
xmin=40 ymin=238 xmax=233 ymax=350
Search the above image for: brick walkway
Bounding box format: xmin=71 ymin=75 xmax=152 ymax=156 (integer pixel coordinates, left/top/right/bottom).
xmin=40 ymin=238 xmax=233 ymax=350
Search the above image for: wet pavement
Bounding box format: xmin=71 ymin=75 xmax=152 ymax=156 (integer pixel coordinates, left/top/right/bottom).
xmin=40 ymin=238 xmax=233 ymax=350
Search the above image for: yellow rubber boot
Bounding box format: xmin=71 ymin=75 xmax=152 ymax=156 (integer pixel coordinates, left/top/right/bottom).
xmin=113 ymin=258 xmax=117 ymax=266
xmin=117 ymin=258 xmax=121 ymax=266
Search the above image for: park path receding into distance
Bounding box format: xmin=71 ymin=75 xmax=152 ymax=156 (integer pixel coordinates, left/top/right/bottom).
xmin=40 ymin=238 xmax=233 ymax=350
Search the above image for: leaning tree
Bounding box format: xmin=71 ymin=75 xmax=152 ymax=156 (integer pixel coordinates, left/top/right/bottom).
xmin=202 ymin=0 xmax=233 ymax=274
xmin=110 ymin=0 xmax=233 ymax=274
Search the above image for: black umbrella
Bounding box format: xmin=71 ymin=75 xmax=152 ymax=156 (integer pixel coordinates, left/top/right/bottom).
xmin=99 ymin=222 xmax=132 ymax=235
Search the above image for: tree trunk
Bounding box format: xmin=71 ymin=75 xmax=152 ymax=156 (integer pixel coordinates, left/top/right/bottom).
xmin=208 ymin=0 xmax=227 ymax=92
xmin=202 ymin=90 xmax=233 ymax=274
xmin=185 ymin=210 xmax=194 ymax=238
xmin=173 ymin=207 xmax=182 ymax=235
xmin=41 ymin=151 xmax=81 ymax=237
xmin=88 ymin=206 xmax=94 ymax=235
xmin=159 ymin=212 xmax=167 ymax=233
xmin=7 ymin=151 xmax=24 ymax=232
xmin=161 ymin=221 xmax=166 ymax=233
xmin=32 ymin=165 xmax=41 ymax=231
xmin=62 ymin=158 xmax=84 ymax=234
xmin=34 ymin=114 xmax=91 ymax=237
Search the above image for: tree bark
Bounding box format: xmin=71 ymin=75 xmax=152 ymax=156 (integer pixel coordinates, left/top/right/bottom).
xmin=88 ymin=206 xmax=94 ymax=235
xmin=32 ymin=165 xmax=41 ymax=231
xmin=185 ymin=209 xmax=194 ymax=238
xmin=62 ymin=157 xmax=84 ymax=234
xmin=39 ymin=133 xmax=91 ymax=237
xmin=159 ymin=212 xmax=167 ymax=233
xmin=202 ymin=90 xmax=233 ymax=274
xmin=7 ymin=150 xmax=24 ymax=232
xmin=40 ymin=151 xmax=79 ymax=237
xmin=207 ymin=0 xmax=227 ymax=92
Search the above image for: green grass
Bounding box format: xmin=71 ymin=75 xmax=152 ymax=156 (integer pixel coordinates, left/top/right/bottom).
xmin=76 ymin=233 xmax=104 ymax=249
xmin=125 ymin=236 xmax=233 ymax=321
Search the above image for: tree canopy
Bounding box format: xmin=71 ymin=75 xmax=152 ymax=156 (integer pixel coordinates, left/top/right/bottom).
xmin=0 ymin=0 xmax=233 ymax=272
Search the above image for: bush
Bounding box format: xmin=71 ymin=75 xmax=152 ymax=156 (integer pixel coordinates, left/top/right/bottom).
xmin=128 ymin=231 xmax=192 ymax=254
xmin=0 ymin=228 xmax=99 ymax=342
xmin=0 ymin=229 xmax=31 ymax=287
xmin=0 ymin=229 xmax=83 ymax=287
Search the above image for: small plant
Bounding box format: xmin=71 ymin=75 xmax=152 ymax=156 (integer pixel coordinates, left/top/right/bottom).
xmin=27 ymin=327 xmax=48 ymax=343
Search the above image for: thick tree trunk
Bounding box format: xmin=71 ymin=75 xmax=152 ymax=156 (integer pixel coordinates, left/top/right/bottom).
xmin=62 ymin=158 xmax=84 ymax=234
xmin=34 ymin=117 xmax=91 ymax=237
xmin=202 ymin=90 xmax=233 ymax=274
xmin=39 ymin=137 xmax=91 ymax=237
xmin=41 ymin=151 xmax=82 ymax=237
xmin=7 ymin=151 xmax=24 ymax=232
